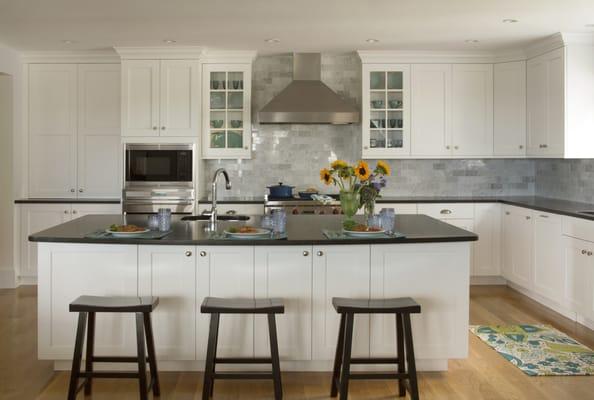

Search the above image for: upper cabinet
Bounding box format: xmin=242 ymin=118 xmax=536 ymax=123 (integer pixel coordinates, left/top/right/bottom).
xmin=494 ymin=61 xmax=526 ymax=157
xmin=361 ymin=64 xmax=410 ymax=158
xmin=121 ymin=59 xmax=199 ymax=137
xmin=201 ymin=63 xmax=252 ymax=159
xmin=28 ymin=63 xmax=121 ymax=199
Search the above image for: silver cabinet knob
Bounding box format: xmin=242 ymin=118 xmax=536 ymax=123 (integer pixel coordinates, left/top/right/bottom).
xmin=244 ymin=146 xmax=249 ymax=150
xmin=582 ymin=249 xmax=588 ymax=255
xmin=588 ymin=251 xmax=593 ymax=257
xmin=199 ymin=251 xmax=207 ymax=257
xmin=70 ymin=188 xmax=75 ymax=193
xmin=543 ymin=144 xmax=548 ymax=148
xmin=446 ymin=145 xmax=451 ymax=150
xmin=539 ymin=214 xmax=549 ymax=218
xmin=79 ymin=188 xmax=84 ymax=193
xmin=64 ymin=210 xmax=69 ymax=214
xmin=317 ymin=251 xmax=324 ymax=256
xmin=525 ymin=216 xmax=531 ymax=220
xmin=440 ymin=209 xmax=452 ymax=215
xmin=505 ymin=211 xmax=510 ymax=215
xmin=161 ymin=126 xmax=166 ymax=130
xmin=303 ymin=250 xmax=309 ymax=257
xmin=185 ymin=250 xmax=192 ymax=257
xmin=519 ymin=145 xmax=524 ymax=149
xmin=454 ymin=146 xmax=459 ymax=150
xmin=72 ymin=210 xmax=77 ymax=214
xmin=153 ymin=126 xmax=158 ymax=130
xmin=363 ymin=146 xmax=369 ymax=150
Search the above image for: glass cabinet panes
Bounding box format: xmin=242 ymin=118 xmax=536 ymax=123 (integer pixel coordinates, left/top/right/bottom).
xmin=387 ymin=72 xmax=403 ymax=90
xmin=207 ymin=70 xmax=245 ymax=151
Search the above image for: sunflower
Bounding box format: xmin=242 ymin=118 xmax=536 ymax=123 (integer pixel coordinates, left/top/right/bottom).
xmin=320 ymin=168 xmax=334 ymax=185
xmin=331 ymin=159 xmax=348 ymax=170
xmin=354 ymin=160 xmax=371 ymax=181
xmin=376 ymin=160 xmax=391 ymax=176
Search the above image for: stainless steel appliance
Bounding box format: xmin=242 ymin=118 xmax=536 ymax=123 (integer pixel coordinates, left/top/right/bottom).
xmin=123 ymin=144 xmax=195 ymax=214
xmin=264 ymin=195 xmax=342 ymax=215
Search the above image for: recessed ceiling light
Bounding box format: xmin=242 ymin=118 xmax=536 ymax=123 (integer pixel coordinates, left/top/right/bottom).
xmin=502 ymin=19 xmax=518 ymax=23
xmin=465 ymin=39 xmax=480 ymax=44
xmin=265 ymin=38 xmax=280 ymax=44
xmin=163 ymin=39 xmax=176 ymax=44
xmin=366 ymin=38 xmax=380 ymax=43
xmin=61 ymin=40 xmax=77 ymax=44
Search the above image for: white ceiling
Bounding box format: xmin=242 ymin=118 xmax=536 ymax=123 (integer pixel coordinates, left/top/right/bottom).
xmin=0 ymin=0 xmax=593 ymax=53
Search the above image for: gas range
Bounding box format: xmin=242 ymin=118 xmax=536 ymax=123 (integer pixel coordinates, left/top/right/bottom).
xmin=264 ymin=194 xmax=343 ymax=215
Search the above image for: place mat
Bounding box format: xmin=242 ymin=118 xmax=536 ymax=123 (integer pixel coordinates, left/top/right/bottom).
xmin=322 ymin=229 xmax=405 ymax=240
xmin=84 ymin=230 xmax=173 ymax=240
xmin=207 ymin=231 xmax=287 ymax=240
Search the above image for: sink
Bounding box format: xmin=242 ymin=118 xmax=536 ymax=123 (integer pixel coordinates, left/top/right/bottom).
xmin=577 ymin=211 xmax=594 ymax=216
xmin=181 ymin=215 xmax=250 ymax=222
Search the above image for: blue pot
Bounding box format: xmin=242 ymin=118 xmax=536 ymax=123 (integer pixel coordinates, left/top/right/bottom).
xmin=267 ymin=182 xmax=295 ymax=198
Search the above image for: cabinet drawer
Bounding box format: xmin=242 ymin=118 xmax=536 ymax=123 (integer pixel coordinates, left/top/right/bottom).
xmin=417 ymin=203 xmax=474 ymax=219
xmin=563 ymin=216 xmax=594 ymax=243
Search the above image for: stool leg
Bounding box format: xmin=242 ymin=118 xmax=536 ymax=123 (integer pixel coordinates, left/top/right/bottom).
xmin=396 ymin=313 xmax=406 ymax=397
xmin=210 ymin=316 xmax=220 ymax=398
xmin=144 ymin=312 xmax=161 ymax=396
xmin=403 ymin=314 xmax=419 ymax=400
xmin=268 ymin=313 xmax=283 ymax=400
xmin=202 ymin=313 xmax=220 ymax=400
xmin=135 ymin=312 xmax=148 ymax=400
xmin=339 ymin=313 xmax=354 ymax=400
xmin=84 ymin=312 xmax=95 ymax=395
xmin=330 ymin=313 xmax=346 ymax=397
xmin=67 ymin=312 xmax=87 ymax=400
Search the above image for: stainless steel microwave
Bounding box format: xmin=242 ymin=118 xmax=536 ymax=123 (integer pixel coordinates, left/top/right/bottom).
xmin=125 ymin=144 xmax=194 ymax=187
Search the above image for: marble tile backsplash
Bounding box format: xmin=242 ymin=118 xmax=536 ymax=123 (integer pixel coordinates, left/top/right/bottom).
xmin=536 ymin=159 xmax=594 ymax=203
xmin=204 ymin=53 xmax=539 ymax=199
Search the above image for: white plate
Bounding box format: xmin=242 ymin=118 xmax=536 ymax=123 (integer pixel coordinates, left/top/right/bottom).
xmin=106 ymin=228 xmax=150 ymax=237
xmin=224 ymin=228 xmax=271 ymax=239
xmin=343 ymin=228 xmax=386 ymax=237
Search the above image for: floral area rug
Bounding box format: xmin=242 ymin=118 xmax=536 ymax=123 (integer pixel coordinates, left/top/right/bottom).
xmin=470 ymin=324 xmax=594 ymax=376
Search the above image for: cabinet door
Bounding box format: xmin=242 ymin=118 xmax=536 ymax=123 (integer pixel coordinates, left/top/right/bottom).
xmin=527 ymin=56 xmax=547 ymax=155
xmin=545 ymin=48 xmax=565 ymax=156
xmin=510 ymin=208 xmax=534 ymax=289
xmin=494 ymin=61 xmax=526 ymax=156
xmin=77 ymin=64 xmax=122 ymax=198
xmin=139 ymin=246 xmax=196 ymax=360
xmin=451 ymin=64 xmax=493 ymax=157
xmin=362 ymin=64 xmax=411 ymax=158
xmin=159 ymin=60 xmax=200 ymax=137
xmin=28 ymin=64 xmax=77 ymax=197
xmin=37 ymin=243 xmax=138 ymax=359
xmin=312 ymin=245 xmax=370 ymax=359
xmin=121 ymin=60 xmax=160 ymax=136
xmin=254 ymin=246 xmax=312 ymax=361
xmin=532 ymin=212 xmax=564 ymax=303
xmin=563 ymin=237 xmax=594 ymax=318
xmin=71 ymin=203 xmax=121 ymax=219
xmin=19 ymin=204 xmax=71 ymax=279
xmin=473 ymin=203 xmax=501 ymax=276
xmin=410 ymin=64 xmax=452 ymax=157
xmin=196 ymin=246 xmax=254 ymax=359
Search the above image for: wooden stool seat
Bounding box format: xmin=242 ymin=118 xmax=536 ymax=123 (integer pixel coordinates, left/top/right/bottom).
xmin=67 ymin=295 xmax=160 ymax=400
xmin=201 ymin=297 xmax=284 ymax=314
xmin=332 ymin=297 xmax=421 ymax=314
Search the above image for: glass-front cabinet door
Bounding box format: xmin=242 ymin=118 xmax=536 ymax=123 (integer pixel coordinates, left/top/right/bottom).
xmin=202 ymin=63 xmax=252 ymax=159
xmin=362 ymin=64 xmax=410 ymax=158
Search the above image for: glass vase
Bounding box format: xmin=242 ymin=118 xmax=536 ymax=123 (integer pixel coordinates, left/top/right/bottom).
xmin=340 ymin=191 xmax=360 ymax=228
xmin=363 ymin=200 xmax=375 ymax=221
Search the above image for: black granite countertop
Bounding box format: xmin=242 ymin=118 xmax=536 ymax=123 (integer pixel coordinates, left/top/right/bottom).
xmin=28 ymin=214 xmax=478 ymax=246
xmin=15 ymin=198 xmax=121 ymax=204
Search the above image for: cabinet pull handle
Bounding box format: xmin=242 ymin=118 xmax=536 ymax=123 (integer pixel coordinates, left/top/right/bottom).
xmin=446 ymin=145 xmax=450 ymax=150
xmin=588 ymin=251 xmax=593 ymax=257
xmin=539 ymin=214 xmax=548 ymax=218
xmin=363 ymin=146 xmax=369 ymax=150
xmin=64 ymin=210 xmax=69 ymax=214
xmin=303 ymin=250 xmax=309 ymax=257
xmin=152 ymin=126 xmax=158 ymax=130
xmin=317 ymin=251 xmax=324 ymax=256
xmin=244 ymin=146 xmax=249 ymax=150
xmin=582 ymin=249 xmax=588 ymax=255
xmin=199 ymin=251 xmax=207 ymax=257
xmin=440 ymin=209 xmax=452 ymax=215
xmin=161 ymin=126 xmax=166 ymax=130
xmin=185 ymin=251 xmax=192 ymax=257
xmin=79 ymin=188 xmax=84 ymax=193
xmin=543 ymin=144 xmax=548 ymax=148
xmin=519 ymin=145 xmax=524 ymax=149
xmin=72 ymin=210 xmax=77 ymax=214
xmin=525 ymin=216 xmax=531 ymax=220
xmin=505 ymin=211 xmax=510 ymax=215
xmin=70 ymin=188 xmax=75 ymax=193
xmin=454 ymin=146 xmax=459 ymax=150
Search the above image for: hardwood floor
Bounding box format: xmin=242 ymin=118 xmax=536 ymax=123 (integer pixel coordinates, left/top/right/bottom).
xmin=1 ymin=285 xmax=593 ymax=399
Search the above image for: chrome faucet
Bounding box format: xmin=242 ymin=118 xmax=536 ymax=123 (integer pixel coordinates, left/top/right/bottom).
xmin=209 ymin=168 xmax=231 ymax=230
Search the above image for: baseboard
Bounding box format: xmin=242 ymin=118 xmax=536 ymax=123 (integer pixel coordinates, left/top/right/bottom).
xmin=506 ymin=281 xmax=578 ymax=322
xmin=470 ymin=275 xmax=507 ymax=285
xmin=0 ymin=268 xmax=16 ymax=288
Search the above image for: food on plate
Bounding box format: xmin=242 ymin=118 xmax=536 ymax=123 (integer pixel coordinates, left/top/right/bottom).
xmin=227 ymin=226 xmax=261 ymax=234
xmin=303 ymin=187 xmax=318 ymax=193
xmin=349 ymin=224 xmax=382 ymax=232
xmin=108 ymin=224 xmax=146 ymax=233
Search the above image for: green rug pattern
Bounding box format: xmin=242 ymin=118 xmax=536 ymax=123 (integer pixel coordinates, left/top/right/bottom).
xmin=470 ymin=324 xmax=594 ymax=376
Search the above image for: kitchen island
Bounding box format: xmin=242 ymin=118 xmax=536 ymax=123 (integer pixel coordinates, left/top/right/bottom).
xmin=30 ymin=214 xmax=477 ymax=372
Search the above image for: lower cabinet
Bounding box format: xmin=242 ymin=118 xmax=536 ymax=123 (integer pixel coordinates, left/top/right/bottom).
xmin=563 ymin=237 xmax=594 ymax=320
xmin=473 ymin=203 xmax=501 ymax=276
xmin=502 ymin=205 xmax=533 ymax=288
xmin=532 ymin=212 xmax=564 ymax=304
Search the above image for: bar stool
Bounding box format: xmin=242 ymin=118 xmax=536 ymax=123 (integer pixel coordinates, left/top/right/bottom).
xmin=330 ymin=297 xmax=421 ymax=400
xmin=67 ymin=295 xmax=160 ymax=400
xmin=201 ymin=297 xmax=285 ymax=400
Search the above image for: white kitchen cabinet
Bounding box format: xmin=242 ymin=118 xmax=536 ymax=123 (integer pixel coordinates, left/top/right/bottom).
xmin=196 ymin=246 xmax=255 ymax=359
xmin=494 ymin=61 xmax=526 ymax=157
xmin=28 ymin=64 xmax=78 ymax=198
xmin=71 ymin=203 xmax=121 ymax=219
xmin=532 ymin=212 xmax=564 ymax=304
xmin=410 ymin=64 xmax=452 ymax=157
xmin=121 ymin=59 xmax=199 ymax=137
xmin=501 ymin=206 xmax=533 ymax=289
xmin=473 ymin=203 xmax=501 ymax=276
xmin=312 ymin=245 xmax=370 ymax=359
xmin=563 ymin=237 xmax=594 ymax=320
xmin=138 ymin=245 xmax=197 ymax=360
xmin=527 ymin=48 xmax=564 ymax=157
xmin=202 ymin=63 xmax=252 ymax=159
xmin=451 ymin=64 xmax=494 ymax=157
xmin=254 ymin=246 xmax=312 ymax=361
xmin=361 ymin=64 xmax=411 ymax=158
xmin=37 ymin=243 xmax=138 ymax=359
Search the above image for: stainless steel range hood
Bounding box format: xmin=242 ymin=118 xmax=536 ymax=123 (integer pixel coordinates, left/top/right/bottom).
xmin=258 ymin=53 xmax=360 ymax=124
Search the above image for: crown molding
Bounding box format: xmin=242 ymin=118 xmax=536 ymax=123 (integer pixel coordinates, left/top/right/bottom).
xmin=561 ymin=32 xmax=594 ymax=46
xmin=201 ymin=50 xmax=258 ymax=63
xmin=524 ymin=33 xmax=565 ymax=59
xmin=357 ymin=49 xmax=525 ymax=64
xmin=21 ymin=50 xmax=120 ymax=64
xmin=115 ymin=46 xmax=206 ymax=60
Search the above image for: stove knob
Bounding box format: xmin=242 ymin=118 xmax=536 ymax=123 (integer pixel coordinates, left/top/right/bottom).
xmin=318 ymin=209 xmax=325 ymax=215
xmin=292 ymin=208 xmax=299 ymax=215
xmin=332 ymin=208 xmax=340 ymax=215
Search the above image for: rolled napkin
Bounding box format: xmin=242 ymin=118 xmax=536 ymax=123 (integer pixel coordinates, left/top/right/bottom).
xmin=311 ymin=194 xmax=335 ymax=204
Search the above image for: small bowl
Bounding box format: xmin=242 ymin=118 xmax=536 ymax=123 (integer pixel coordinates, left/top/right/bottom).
xmin=230 ymin=120 xmax=242 ymax=128
xmin=210 ymin=120 xmax=224 ymax=128
xmin=388 ymin=100 xmax=402 ymax=109
xmin=370 ymin=100 xmax=384 ymax=109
